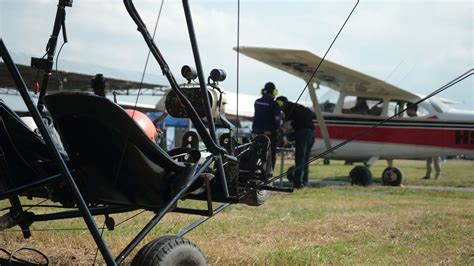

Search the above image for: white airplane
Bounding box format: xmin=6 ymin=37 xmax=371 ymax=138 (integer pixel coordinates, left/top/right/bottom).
xmin=235 ymin=46 xmax=474 ymax=186
xmin=6 ymin=53 xmax=472 ymax=187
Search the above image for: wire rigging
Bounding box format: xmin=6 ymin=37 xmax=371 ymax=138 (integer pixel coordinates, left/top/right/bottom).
xmin=113 ymin=0 xmax=165 ymax=184
xmin=93 ymin=221 xmax=107 ymax=265
xmin=132 ymin=0 xmax=165 ymax=112
xmin=55 ymin=39 xmax=67 ymax=90
xmin=284 ymin=0 xmax=359 ymax=121
xmin=0 ymin=246 xmax=49 ymax=265
xmin=236 ymin=0 xmax=241 ymax=138
xmin=24 ymin=198 xmax=49 ymax=212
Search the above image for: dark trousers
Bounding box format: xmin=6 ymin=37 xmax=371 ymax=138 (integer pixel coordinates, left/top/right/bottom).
xmin=265 ymin=132 xmax=277 ymax=170
xmin=294 ymin=128 xmax=315 ymax=186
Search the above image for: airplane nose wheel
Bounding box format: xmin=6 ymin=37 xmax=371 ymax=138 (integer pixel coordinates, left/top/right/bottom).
xmin=132 ymin=236 xmax=207 ymax=266
xmin=381 ymin=167 xmax=403 ymax=186
xmin=349 ymin=165 xmax=372 ymax=186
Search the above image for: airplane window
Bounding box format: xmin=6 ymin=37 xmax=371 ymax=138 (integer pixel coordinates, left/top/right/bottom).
xmin=342 ymin=96 xmax=382 ymax=115
xmin=367 ymin=99 xmax=383 ymax=116
xmin=320 ymin=100 xmax=335 ymax=113
xmin=388 ymin=101 xmax=403 ymax=117
xmin=430 ymin=101 xmax=444 ymax=113
xmin=317 ymin=86 xmax=339 ymax=113
xmin=342 ymin=96 xmax=356 ymax=108
xmin=394 ymin=101 xmax=430 ymax=117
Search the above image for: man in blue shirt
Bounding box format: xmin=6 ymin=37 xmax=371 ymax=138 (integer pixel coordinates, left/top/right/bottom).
xmin=252 ymin=82 xmax=284 ymax=168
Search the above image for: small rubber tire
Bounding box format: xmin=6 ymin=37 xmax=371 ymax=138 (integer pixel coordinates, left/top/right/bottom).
xmin=286 ymin=165 xmax=296 ymax=183
xmin=240 ymin=136 xmax=273 ymax=206
xmin=381 ymin=167 xmax=403 ymax=186
xmin=349 ymin=165 xmax=372 ymax=186
xmin=240 ymin=189 xmax=272 ymax=206
xmin=132 ymin=236 xmax=207 ymax=266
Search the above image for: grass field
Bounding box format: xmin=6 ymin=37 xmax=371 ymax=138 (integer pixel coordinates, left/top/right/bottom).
xmin=276 ymin=158 xmax=474 ymax=187
xmin=0 ymin=159 xmax=473 ymax=264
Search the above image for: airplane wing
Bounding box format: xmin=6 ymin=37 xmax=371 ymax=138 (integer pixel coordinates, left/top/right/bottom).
xmin=117 ymin=101 xmax=159 ymax=113
xmin=0 ymin=62 xmax=165 ymax=91
xmin=235 ymin=46 xmax=419 ymax=99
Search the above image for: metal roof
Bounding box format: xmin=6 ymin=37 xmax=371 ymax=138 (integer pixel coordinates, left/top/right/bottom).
xmin=0 ymin=52 xmax=166 ymax=92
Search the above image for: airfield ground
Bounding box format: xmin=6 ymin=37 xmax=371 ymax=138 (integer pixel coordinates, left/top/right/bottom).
xmin=0 ymin=159 xmax=473 ymax=264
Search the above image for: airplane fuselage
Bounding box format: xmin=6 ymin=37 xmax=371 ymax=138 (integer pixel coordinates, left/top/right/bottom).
xmin=312 ymin=114 xmax=474 ymax=161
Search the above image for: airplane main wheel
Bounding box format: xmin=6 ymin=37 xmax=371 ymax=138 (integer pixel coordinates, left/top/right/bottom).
xmin=382 ymin=167 xmax=403 ymax=186
xmin=349 ymin=166 xmax=372 ymax=186
xmin=132 ymin=236 xmax=207 ymax=266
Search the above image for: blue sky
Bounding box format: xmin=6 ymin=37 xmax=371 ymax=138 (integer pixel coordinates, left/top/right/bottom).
xmin=1 ymin=0 xmax=473 ymax=110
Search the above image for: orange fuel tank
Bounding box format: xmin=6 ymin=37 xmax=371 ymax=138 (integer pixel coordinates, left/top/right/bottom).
xmin=125 ymin=109 xmax=156 ymax=141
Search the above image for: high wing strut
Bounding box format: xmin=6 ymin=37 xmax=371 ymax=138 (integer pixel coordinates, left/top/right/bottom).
xmin=308 ymin=82 xmax=331 ymax=151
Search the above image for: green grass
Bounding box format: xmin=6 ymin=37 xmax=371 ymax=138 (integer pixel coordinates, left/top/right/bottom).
xmin=0 ymin=159 xmax=473 ymax=264
xmin=275 ymin=158 xmax=474 ymax=187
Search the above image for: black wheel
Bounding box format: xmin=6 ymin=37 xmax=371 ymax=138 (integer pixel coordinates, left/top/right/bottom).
xmin=240 ymin=189 xmax=272 ymax=206
xmin=132 ymin=236 xmax=207 ymax=266
xmin=240 ymin=156 xmax=272 ymax=206
xmin=286 ymin=165 xmax=296 ymax=183
xmin=349 ymin=165 xmax=372 ymax=186
xmin=240 ymin=135 xmax=272 ymax=206
xmin=381 ymin=167 xmax=403 ymax=186
xmin=323 ymin=159 xmax=330 ymax=165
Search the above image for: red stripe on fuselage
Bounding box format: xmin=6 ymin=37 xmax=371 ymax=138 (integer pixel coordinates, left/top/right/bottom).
xmin=314 ymin=123 xmax=474 ymax=150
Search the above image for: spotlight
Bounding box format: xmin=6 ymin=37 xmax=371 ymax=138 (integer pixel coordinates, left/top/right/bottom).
xmin=181 ymin=65 xmax=197 ymax=82
xmin=209 ymin=69 xmax=226 ymax=82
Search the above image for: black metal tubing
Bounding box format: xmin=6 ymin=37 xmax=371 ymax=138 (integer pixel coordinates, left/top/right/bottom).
xmin=0 ymin=39 xmax=116 ymax=265
xmin=123 ymin=0 xmax=226 ymax=156
xmin=182 ymin=0 xmax=230 ymax=198
xmin=8 ymin=195 xmax=31 ymax=238
xmin=183 ymin=193 xmax=239 ymax=204
xmin=172 ymin=174 xmax=214 ymax=217
xmin=115 ymin=156 xmax=214 ymax=264
xmin=205 ymin=175 xmax=213 ymax=216
xmin=33 ymin=206 xmax=137 ymax=222
xmin=236 ymin=142 xmax=252 ymax=150
xmin=172 ymin=208 xmax=210 ymax=216
xmin=0 ymin=173 xmax=62 ymax=200
xmin=176 ymin=203 xmax=230 ymax=237
xmin=182 ymin=0 xmax=218 ymax=144
xmin=239 ymin=183 xmax=294 ymax=193
xmin=36 ymin=0 xmax=70 ymax=110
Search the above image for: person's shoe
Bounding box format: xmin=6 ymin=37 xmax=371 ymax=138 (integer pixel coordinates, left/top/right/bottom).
xmin=422 ymin=176 xmax=430 ymax=180
xmin=435 ymin=174 xmax=441 ymax=180
xmin=294 ymin=184 xmax=305 ymax=189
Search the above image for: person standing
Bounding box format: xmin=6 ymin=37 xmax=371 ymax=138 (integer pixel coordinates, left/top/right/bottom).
xmin=423 ymin=156 xmax=441 ymax=180
xmin=252 ymin=82 xmax=284 ymax=169
xmin=405 ymin=103 xmax=442 ymax=180
xmin=275 ymin=96 xmax=315 ymax=188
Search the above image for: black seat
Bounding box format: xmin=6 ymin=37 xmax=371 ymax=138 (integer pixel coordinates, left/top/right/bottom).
xmin=0 ymin=102 xmax=58 ymax=193
xmin=44 ymin=92 xmax=197 ymax=208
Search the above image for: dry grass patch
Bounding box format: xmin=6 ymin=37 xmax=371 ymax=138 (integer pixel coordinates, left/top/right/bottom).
xmin=1 ymin=180 xmax=473 ymax=264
